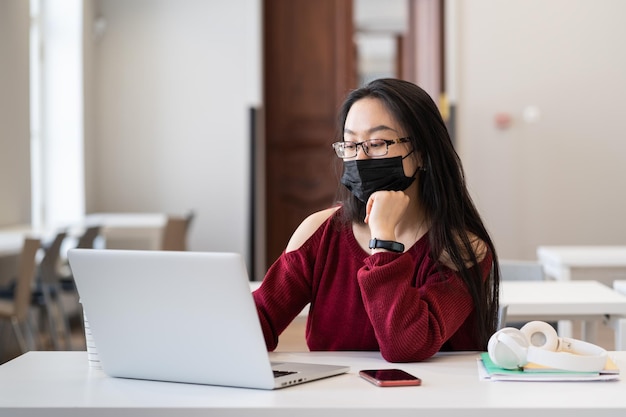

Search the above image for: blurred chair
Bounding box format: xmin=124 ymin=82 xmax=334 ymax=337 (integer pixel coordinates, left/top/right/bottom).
xmin=59 ymin=225 xmax=101 ymax=286
xmin=614 ymin=280 xmax=626 ymax=296
xmin=32 ymin=231 xmax=72 ymax=350
xmin=0 ymin=238 xmax=41 ymax=353
xmin=75 ymin=225 xmax=102 ymax=250
xmin=499 ymin=260 xmax=544 ymax=282
xmin=497 ymin=260 xmax=546 ymax=330
xmin=58 ymin=225 xmax=102 ymax=323
xmin=161 ymin=211 xmax=194 ymax=251
xmin=497 ymin=304 xmax=508 ymax=331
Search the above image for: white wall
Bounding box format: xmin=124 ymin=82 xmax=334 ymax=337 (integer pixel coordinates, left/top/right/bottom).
xmin=4 ymin=0 xmax=625 ymax=265
xmin=455 ymin=0 xmax=626 ymax=259
xmin=84 ymin=0 xmax=261 ymax=262
xmin=0 ymin=0 xmax=31 ymax=227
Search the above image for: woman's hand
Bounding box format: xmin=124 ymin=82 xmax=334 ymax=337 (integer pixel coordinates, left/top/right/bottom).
xmin=364 ymin=190 xmax=410 ymax=240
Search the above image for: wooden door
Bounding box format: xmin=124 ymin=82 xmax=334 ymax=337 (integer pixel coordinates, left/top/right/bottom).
xmin=263 ymin=0 xmax=356 ymax=269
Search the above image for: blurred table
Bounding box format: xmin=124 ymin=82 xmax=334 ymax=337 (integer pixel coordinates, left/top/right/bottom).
xmin=1 ymin=214 xmax=168 ymax=283
xmin=537 ymin=246 xmax=626 ymax=286
xmin=0 ymin=225 xmax=39 ymax=255
xmin=84 ymin=213 xmax=167 ymax=250
xmin=251 ymin=280 xmax=626 ymax=349
xmin=501 ymin=280 xmax=626 ymax=349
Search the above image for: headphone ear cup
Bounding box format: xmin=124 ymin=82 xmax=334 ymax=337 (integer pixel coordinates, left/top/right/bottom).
xmin=488 ymin=328 xmax=529 ymax=369
xmin=520 ymin=321 xmax=559 ymax=351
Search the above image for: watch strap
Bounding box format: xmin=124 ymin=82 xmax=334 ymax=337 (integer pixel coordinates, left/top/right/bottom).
xmin=369 ymin=238 xmax=405 ymax=253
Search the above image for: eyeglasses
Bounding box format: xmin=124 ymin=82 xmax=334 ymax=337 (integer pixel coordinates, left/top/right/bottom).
xmin=331 ymin=137 xmax=411 ymax=159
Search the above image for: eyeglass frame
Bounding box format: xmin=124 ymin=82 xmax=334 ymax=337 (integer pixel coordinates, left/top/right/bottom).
xmin=331 ymin=137 xmax=412 ymax=159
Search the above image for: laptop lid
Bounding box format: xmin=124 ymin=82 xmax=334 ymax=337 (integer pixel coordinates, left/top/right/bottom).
xmin=68 ymin=249 xmax=349 ymax=390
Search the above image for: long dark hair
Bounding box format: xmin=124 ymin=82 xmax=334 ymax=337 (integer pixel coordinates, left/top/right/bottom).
xmin=335 ymin=78 xmax=499 ymax=348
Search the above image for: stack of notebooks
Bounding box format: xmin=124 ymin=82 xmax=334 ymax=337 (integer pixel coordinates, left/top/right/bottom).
xmin=478 ymin=352 xmax=620 ymax=381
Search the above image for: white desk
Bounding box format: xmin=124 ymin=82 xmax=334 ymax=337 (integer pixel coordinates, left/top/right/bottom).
xmin=0 ymin=351 xmax=624 ymax=416
xmin=501 ymin=280 xmax=626 ymax=349
xmin=537 ymin=246 xmax=626 ymax=286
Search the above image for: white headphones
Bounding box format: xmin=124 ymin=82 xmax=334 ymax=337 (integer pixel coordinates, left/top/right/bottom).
xmin=488 ymin=321 xmax=608 ymax=372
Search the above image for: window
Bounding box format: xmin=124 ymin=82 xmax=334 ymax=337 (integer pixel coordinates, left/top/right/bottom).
xmin=30 ymin=0 xmax=84 ymax=230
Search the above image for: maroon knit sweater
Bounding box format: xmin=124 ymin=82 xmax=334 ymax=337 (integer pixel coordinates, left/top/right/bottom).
xmin=253 ymin=209 xmax=493 ymax=362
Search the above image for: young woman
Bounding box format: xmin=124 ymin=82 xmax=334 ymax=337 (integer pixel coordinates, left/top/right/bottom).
xmin=253 ymin=78 xmax=500 ymax=362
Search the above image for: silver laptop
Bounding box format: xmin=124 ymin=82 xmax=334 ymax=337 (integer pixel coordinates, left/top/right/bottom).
xmin=68 ymin=249 xmax=349 ymax=389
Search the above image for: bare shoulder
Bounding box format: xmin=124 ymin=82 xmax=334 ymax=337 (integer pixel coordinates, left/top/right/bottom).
xmin=285 ymin=206 xmax=341 ymax=253
xmin=439 ymin=232 xmax=489 ymax=271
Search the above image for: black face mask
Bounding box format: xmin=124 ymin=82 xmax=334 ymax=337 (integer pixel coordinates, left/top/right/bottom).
xmin=340 ymin=154 xmax=416 ymax=203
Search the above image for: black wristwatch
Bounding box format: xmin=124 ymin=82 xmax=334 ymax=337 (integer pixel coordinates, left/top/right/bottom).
xmin=369 ymin=238 xmax=405 ymax=253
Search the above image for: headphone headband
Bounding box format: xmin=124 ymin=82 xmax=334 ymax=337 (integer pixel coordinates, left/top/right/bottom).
xmin=527 ymin=339 xmax=607 ymax=372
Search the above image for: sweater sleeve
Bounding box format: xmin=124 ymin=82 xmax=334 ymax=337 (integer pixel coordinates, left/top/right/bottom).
xmin=357 ymin=251 xmax=491 ymax=362
xmin=252 ymin=250 xmax=312 ymax=351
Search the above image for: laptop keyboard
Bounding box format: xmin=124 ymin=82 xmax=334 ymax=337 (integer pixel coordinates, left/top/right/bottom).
xmin=273 ymin=370 xmax=297 ymax=378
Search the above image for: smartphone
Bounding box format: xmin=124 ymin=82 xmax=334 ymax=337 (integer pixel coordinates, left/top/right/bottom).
xmin=359 ymin=369 xmax=422 ymax=387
